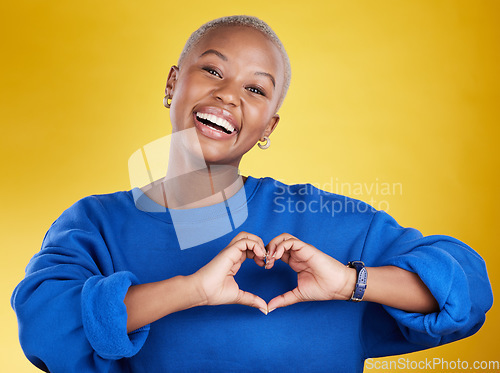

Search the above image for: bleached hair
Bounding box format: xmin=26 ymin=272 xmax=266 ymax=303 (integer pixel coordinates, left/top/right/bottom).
xmin=178 ymin=15 xmax=291 ymax=110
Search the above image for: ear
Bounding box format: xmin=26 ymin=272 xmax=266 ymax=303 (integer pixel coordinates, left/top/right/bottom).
xmin=165 ymin=66 xmax=179 ymax=97
xmin=262 ymin=114 xmax=280 ymax=139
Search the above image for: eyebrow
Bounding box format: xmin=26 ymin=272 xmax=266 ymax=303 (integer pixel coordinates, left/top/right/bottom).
xmin=255 ymin=72 xmax=275 ymax=88
xmin=199 ymin=49 xmax=227 ymax=61
xmin=199 ymin=49 xmax=276 ymax=88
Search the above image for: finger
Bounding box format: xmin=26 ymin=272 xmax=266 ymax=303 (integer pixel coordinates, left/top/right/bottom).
xmin=266 ymin=233 xmax=297 ymax=257
xmin=234 ymin=289 xmax=269 ymax=315
xmin=279 ymin=250 xmax=291 ymax=265
xmin=265 ymin=242 xmax=294 ymax=269
xmin=238 ymin=239 xmax=266 ymax=259
xmin=253 ymin=256 xmax=266 ymax=267
xmin=263 ymin=248 xmax=282 ymax=269
xmin=274 ymin=238 xmax=315 ymax=264
xmin=264 ymin=255 xmax=276 ymax=269
xmin=273 ymin=240 xmax=291 ymax=260
xmin=267 ymin=288 xmax=302 ymax=312
xmin=246 ymin=245 xmax=266 ymax=261
xmin=227 ymin=235 xmax=267 ymax=260
xmin=229 ymin=231 xmax=265 ymax=249
xmin=231 ymin=239 xmax=267 ymax=271
xmin=231 ymin=238 xmax=266 ymax=259
xmin=214 ymin=238 xmax=265 ymax=272
xmin=261 ymin=233 xmax=296 ymax=269
xmin=265 ymin=234 xmax=292 ymax=269
xmin=267 ymin=238 xmax=300 ymax=269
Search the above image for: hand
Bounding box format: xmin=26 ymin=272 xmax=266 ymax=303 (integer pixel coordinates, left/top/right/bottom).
xmin=191 ymin=232 xmax=269 ymax=314
xmin=266 ymin=233 xmax=356 ymax=312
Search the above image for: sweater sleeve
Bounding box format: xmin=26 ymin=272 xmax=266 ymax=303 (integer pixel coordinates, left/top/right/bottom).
xmin=11 ymin=198 xmax=150 ymax=372
xmin=360 ymin=210 xmax=493 ymax=358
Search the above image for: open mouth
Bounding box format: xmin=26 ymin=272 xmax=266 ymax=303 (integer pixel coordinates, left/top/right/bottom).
xmin=196 ymin=112 xmax=236 ymax=135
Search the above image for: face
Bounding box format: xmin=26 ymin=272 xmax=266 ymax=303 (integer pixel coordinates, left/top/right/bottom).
xmin=165 ymin=26 xmax=284 ymax=167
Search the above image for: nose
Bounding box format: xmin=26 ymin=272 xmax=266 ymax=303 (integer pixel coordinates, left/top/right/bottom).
xmin=212 ymin=81 xmax=240 ymax=107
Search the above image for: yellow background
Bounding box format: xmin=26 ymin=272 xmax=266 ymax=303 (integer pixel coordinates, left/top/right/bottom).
xmin=1 ymin=0 xmax=498 ymax=371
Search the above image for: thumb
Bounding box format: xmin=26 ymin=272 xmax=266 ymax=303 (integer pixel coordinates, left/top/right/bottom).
xmin=267 ymin=288 xmax=302 ymax=313
xmin=235 ymin=289 xmax=269 ymax=315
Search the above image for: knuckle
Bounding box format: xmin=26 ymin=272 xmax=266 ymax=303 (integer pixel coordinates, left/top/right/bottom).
xmin=236 ymin=231 xmax=252 ymax=240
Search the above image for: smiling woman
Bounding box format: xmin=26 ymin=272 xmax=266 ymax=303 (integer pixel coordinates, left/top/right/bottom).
xmin=10 ymin=15 xmax=493 ymax=373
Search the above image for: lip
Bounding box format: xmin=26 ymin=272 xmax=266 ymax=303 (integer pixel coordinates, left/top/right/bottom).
xmin=193 ymin=106 xmax=240 ymax=140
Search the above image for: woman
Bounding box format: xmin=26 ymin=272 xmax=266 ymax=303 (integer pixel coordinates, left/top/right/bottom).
xmin=11 ymin=15 xmax=492 ymax=373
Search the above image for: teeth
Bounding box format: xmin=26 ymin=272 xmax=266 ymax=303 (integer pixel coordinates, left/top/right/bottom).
xmin=196 ymin=112 xmax=236 ymax=133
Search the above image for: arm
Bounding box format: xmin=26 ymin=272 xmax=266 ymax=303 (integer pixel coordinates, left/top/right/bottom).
xmin=362 ymin=210 xmax=492 ymax=349
xmin=266 ymin=208 xmax=492 ymax=352
xmin=11 ymin=198 xmax=154 ymax=372
xmin=124 ymin=232 xmax=269 ymax=332
xmin=363 ymin=266 xmax=438 ymax=314
xmin=11 ymin=194 xmax=267 ymax=372
xmin=124 ymin=276 xmax=201 ymax=333
xmin=11 ymin=250 xmax=148 ymax=372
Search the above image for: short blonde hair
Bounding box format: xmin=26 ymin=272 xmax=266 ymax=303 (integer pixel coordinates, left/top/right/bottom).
xmin=178 ymin=15 xmax=291 ymax=110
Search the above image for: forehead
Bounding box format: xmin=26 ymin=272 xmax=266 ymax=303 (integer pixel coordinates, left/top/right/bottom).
xmin=196 ymin=25 xmax=274 ymax=49
xmin=187 ymin=26 xmax=284 ymax=79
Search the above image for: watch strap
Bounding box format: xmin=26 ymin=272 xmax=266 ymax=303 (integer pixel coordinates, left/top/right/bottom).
xmin=347 ymin=261 xmax=367 ymax=302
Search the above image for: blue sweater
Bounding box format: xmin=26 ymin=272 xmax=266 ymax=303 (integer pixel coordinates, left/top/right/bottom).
xmin=11 ymin=176 xmax=493 ymax=372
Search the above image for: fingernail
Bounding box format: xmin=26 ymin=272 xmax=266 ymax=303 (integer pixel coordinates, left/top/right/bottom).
xmin=259 ymin=308 xmax=268 ymax=315
xmin=268 ymin=308 xmax=276 ymax=313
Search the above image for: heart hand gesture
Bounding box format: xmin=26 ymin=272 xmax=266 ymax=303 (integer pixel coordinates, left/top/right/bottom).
xmin=191 ymin=231 xmax=269 ymax=314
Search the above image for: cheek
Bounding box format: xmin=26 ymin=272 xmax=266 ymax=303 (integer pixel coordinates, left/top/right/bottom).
xmin=170 ymin=77 xmax=206 ymax=128
xmin=173 ymin=72 xmax=213 ymax=101
xmin=245 ymin=103 xmax=274 ymax=131
xmin=173 ymin=77 xmax=198 ymax=104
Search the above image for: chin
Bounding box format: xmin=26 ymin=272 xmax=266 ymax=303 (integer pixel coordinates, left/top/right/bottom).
xmin=196 ymin=146 xmax=238 ymax=167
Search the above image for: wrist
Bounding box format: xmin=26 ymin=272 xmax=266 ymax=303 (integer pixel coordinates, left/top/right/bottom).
xmin=339 ymin=267 xmax=358 ymax=301
xmin=184 ymin=274 xmax=209 ymax=308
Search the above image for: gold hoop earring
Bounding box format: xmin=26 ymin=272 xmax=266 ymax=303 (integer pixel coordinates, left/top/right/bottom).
xmin=163 ymin=95 xmax=172 ymax=108
xmin=258 ymin=136 xmax=270 ymax=150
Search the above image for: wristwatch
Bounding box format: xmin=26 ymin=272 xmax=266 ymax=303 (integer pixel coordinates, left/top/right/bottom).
xmin=347 ymin=261 xmax=367 ymax=302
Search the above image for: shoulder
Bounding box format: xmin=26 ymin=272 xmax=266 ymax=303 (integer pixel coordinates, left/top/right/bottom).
xmin=52 ymin=190 xmax=135 ymax=228
xmin=37 ymin=190 xmax=137 ymax=254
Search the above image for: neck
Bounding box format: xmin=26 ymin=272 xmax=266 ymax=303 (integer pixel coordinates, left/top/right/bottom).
xmin=162 ymin=163 xmax=243 ymax=209
xmin=142 ymin=132 xmax=245 ymax=209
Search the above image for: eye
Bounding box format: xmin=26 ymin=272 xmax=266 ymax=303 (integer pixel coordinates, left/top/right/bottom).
xmin=246 ymin=86 xmax=266 ymax=96
xmin=202 ymin=66 xmax=222 ymax=78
